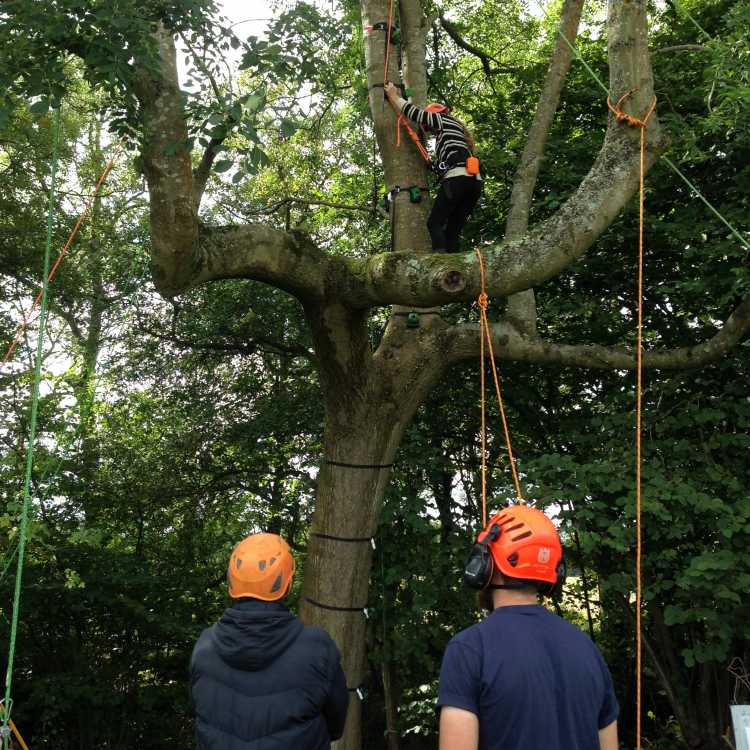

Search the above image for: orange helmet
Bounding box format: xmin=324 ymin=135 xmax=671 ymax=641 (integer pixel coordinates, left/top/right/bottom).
xmin=480 ymin=505 xmax=562 ymax=585
xmin=425 ymin=103 xmax=450 ymax=114
xmin=227 ymin=533 xmax=295 ymax=601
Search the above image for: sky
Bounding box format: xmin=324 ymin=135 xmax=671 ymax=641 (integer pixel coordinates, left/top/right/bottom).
xmin=219 ymin=0 xmax=276 ymax=40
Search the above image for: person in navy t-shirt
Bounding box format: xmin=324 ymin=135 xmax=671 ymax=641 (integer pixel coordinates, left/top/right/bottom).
xmin=438 ymin=505 xmax=619 ymax=750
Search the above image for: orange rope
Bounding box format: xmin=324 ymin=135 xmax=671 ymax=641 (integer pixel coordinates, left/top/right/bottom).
xmin=2 ymin=141 xmax=124 ymax=368
xmin=0 ymin=703 xmax=30 ymax=750
xmin=608 ymin=90 xmax=656 ymax=750
xmin=396 ymin=113 xmax=431 ymax=163
xmin=475 ymin=249 xmax=524 ymax=526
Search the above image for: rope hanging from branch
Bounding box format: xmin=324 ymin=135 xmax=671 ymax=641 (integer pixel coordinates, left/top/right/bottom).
xmin=475 ymin=250 xmax=525 ymax=528
xmin=608 ymin=89 xmax=657 ymax=750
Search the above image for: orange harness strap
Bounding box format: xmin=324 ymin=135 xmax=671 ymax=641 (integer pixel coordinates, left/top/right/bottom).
xmin=396 ymin=113 xmax=431 ymax=164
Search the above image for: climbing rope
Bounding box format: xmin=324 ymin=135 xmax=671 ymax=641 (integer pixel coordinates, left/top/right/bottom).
xmin=0 ymin=703 xmax=29 ymax=750
xmin=607 ymin=89 xmax=657 ymax=750
xmin=395 ymin=114 xmax=431 ymax=164
xmin=2 ymin=104 xmax=62 ymax=750
xmin=2 ymin=138 xmax=125 ymax=367
xmin=475 ymin=249 xmax=524 ymax=526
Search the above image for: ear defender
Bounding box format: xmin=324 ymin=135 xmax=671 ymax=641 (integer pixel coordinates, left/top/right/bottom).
xmin=463 ymin=523 xmax=501 ymax=589
xmin=539 ymin=556 xmax=567 ymax=599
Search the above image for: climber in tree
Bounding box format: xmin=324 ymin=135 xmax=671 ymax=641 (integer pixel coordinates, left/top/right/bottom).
xmin=385 ymin=81 xmax=483 ymax=254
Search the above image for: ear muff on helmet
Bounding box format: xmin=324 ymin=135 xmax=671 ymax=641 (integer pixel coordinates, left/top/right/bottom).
xmin=538 ymin=556 xmax=567 ymax=599
xmin=464 ymin=523 xmax=501 ymax=589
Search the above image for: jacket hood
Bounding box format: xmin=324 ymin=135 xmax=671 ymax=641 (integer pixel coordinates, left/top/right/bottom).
xmin=212 ymin=599 xmax=304 ymax=671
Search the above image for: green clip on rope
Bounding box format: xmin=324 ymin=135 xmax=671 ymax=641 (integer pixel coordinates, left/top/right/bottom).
xmin=2 ymin=104 xmax=62 ymax=750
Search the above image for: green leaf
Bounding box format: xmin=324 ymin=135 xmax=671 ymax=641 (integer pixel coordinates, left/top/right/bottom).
xmin=29 ymin=99 xmax=50 ymax=114
xmin=213 ymin=159 xmax=233 ymax=173
xmin=280 ymin=118 xmax=299 ymax=138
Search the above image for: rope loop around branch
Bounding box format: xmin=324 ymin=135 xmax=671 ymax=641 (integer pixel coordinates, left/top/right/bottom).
xmin=607 ymin=90 xmax=657 ymax=130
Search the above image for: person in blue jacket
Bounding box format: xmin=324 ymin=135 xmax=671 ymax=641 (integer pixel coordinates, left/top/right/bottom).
xmin=440 ymin=505 xmax=619 ymax=750
xmin=190 ymin=533 xmax=349 ymax=749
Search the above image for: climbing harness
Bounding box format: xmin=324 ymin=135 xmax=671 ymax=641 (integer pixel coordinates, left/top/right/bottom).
xmin=475 ymin=249 xmax=525 ymax=527
xmin=607 ymin=89 xmax=656 ymax=750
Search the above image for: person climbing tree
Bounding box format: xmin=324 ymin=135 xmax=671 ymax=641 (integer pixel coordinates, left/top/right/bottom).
xmin=384 ymin=80 xmax=483 ymax=253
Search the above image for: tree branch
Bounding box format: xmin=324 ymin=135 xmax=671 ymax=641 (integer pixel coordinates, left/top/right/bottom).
xmin=652 ymin=44 xmax=707 ymax=55
xmin=504 ymin=0 xmax=584 ymax=336
xmin=192 ymin=225 xmax=326 ymax=302
xmin=136 ymin=320 xmax=315 ymax=361
xmin=193 ymin=136 xmax=225 ymax=209
xmin=438 ymin=14 xmax=500 ymax=77
xmin=446 ymin=295 xmax=750 ymax=370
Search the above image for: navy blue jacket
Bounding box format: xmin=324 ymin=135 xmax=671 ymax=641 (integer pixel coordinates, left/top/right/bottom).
xmin=190 ymin=599 xmax=349 ymax=749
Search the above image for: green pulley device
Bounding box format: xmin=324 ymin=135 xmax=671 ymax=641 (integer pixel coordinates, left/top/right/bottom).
xmin=406 ymin=312 xmax=420 ymax=329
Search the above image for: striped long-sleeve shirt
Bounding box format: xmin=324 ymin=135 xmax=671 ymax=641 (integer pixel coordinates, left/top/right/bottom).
xmin=396 ymin=96 xmax=473 ymax=176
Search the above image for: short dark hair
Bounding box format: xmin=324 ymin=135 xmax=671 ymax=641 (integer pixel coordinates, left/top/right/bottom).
xmin=496 ymin=572 xmax=545 ymax=594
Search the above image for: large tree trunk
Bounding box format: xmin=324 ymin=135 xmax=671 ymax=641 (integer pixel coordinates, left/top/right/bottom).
xmin=299 ymin=300 xmax=449 ymax=748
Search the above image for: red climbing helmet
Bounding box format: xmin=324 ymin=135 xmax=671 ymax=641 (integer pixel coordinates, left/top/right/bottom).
xmin=425 ymin=103 xmax=450 ymax=114
xmin=479 ymin=505 xmax=562 ymax=585
xmin=227 ymin=533 xmax=295 ymax=600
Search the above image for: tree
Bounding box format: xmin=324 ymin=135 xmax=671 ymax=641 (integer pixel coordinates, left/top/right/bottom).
xmin=2 ymin=1 xmax=749 ymax=747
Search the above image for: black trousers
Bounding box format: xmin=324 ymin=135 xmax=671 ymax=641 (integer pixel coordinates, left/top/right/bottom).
xmin=427 ymin=175 xmax=483 ymax=252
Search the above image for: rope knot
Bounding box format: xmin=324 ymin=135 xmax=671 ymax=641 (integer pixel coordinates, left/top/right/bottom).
xmin=477 ymin=291 xmax=489 ymax=311
xmin=607 ymin=91 xmax=657 ymax=130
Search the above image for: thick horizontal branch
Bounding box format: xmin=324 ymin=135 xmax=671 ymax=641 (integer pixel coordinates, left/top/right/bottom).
xmin=343 ymin=122 xmax=665 ymax=308
xmin=189 ymin=224 xmax=326 ymax=302
xmin=446 ymin=296 xmax=750 ymax=370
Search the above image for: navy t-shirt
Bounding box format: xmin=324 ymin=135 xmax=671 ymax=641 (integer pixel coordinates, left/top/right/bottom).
xmin=437 ymin=605 xmax=618 ymax=750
